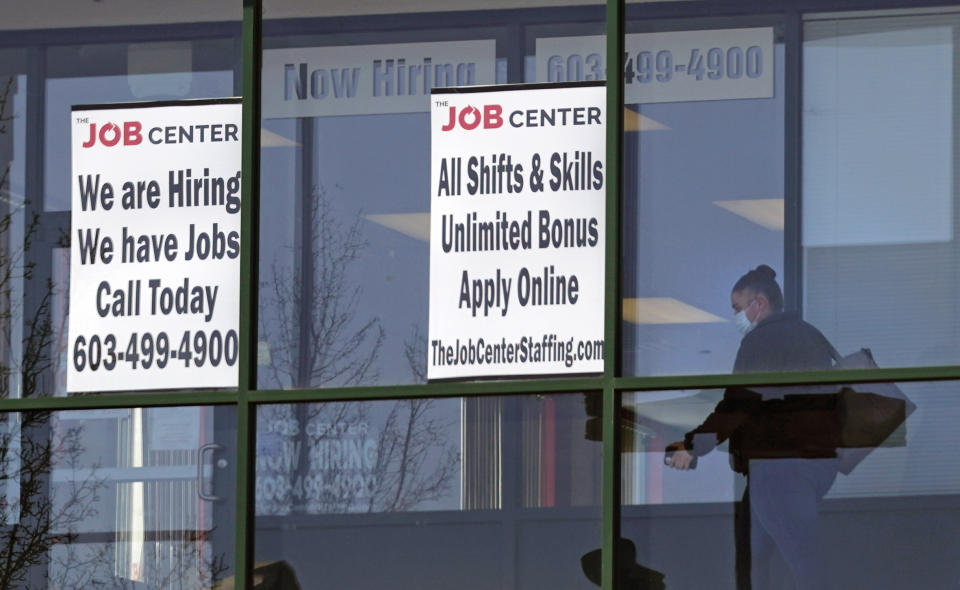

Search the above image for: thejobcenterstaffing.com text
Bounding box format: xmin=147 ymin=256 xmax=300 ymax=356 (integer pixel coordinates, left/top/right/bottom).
xmin=430 ymin=334 xmax=604 ymax=370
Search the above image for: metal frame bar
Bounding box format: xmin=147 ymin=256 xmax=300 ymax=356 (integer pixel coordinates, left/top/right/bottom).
xmin=234 ymin=1 xmax=262 ymax=588
xmin=3 ymin=3 xmax=960 ymax=590
xmin=783 ymin=9 xmax=804 ymax=313
xmin=603 ymin=0 xmax=625 ymax=587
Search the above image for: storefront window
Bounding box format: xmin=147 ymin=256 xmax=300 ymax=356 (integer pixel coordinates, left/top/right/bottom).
xmin=0 ymin=50 xmax=28 ymax=399
xmin=622 ymin=378 xmax=960 ymax=589
xmin=621 ymin=7 xmax=960 ymax=379
xmin=256 ymin=0 xmax=604 ymax=389
xmin=0 ymin=4 xmax=241 ymax=398
xmin=254 ymin=393 xmax=601 ymax=588
xmin=803 ymin=9 xmax=960 ymax=370
xmin=0 ymin=406 xmax=237 ymax=588
xmin=620 ymin=17 xmax=786 ymax=377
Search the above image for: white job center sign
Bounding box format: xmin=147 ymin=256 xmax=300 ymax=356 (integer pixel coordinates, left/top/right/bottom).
xmin=68 ymin=99 xmax=241 ymax=392
xmin=428 ymin=82 xmax=605 ymax=380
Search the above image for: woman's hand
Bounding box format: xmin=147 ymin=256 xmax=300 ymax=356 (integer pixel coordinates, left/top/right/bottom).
xmin=665 ymin=442 xmax=696 ymax=470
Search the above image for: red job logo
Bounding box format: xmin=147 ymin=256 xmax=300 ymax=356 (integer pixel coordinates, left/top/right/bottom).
xmin=440 ymin=105 xmax=503 ymax=131
xmin=81 ymin=121 xmax=143 ymax=148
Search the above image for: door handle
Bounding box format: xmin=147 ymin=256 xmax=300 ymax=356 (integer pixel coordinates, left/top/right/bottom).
xmin=198 ymin=443 xmax=225 ymax=502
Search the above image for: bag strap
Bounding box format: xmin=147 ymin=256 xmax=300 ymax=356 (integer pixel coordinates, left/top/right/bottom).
xmin=823 ymin=337 xmax=874 ymax=366
xmin=820 ymin=332 xmax=843 ymax=364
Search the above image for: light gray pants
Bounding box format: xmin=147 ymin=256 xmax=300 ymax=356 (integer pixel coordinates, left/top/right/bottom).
xmin=748 ymin=458 xmax=838 ymax=590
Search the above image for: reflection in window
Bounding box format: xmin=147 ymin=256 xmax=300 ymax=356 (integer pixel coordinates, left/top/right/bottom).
xmin=255 ymin=394 xmax=601 ymax=589
xmin=0 ymin=35 xmax=237 ymax=398
xmin=257 ymin=400 xmax=460 ymax=514
xmin=0 ymin=407 xmax=236 ymax=588
xmin=257 ymin=10 xmax=606 ymax=389
xmin=256 ymin=395 xmax=602 ymax=515
xmin=0 ymin=67 xmax=27 ymax=399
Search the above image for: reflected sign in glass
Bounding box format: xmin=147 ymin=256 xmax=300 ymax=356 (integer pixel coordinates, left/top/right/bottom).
xmin=536 ymin=27 xmax=774 ymax=103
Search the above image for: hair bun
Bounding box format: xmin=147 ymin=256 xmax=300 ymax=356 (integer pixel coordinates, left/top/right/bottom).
xmin=754 ymin=265 xmax=776 ymax=281
xmin=733 ymin=264 xmax=784 ymax=312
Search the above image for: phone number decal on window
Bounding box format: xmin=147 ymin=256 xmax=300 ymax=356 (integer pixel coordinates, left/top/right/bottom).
xmin=536 ymin=27 xmax=774 ymax=104
xmin=545 ymin=46 xmax=764 ymax=84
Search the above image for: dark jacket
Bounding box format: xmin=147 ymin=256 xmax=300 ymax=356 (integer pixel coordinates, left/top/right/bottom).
xmin=684 ymin=312 xmax=839 ymax=474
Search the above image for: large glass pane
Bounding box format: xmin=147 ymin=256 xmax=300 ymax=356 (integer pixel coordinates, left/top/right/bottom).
xmin=0 ymin=405 xmax=237 ymax=588
xmin=257 ymin=1 xmax=604 ymax=388
xmin=620 ymin=17 xmax=786 ymax=377
xmin=803 ymin=9 xmax=960 ymax=370
xmin=0 ymin=5 xmax=241 ymax=397
xmin=254 ymin=393 xmax=601 ymax=588
xmin=622 ymin=378 xmax=957 ymax=589
xmin=0 ymin=0 xmax=240 ymax=397
xmin=0 ymin=50 xmax=28 ymax=399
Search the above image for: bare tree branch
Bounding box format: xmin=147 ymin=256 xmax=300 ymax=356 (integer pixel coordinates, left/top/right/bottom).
xmin=256 ymin=186 xmax=458 ymax=515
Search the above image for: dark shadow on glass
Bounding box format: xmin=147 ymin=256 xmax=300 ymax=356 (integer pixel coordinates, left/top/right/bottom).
xmin=213 ymin=560 xmax=302 ymax=590
xmin=581 ymin=538 xmax=666 ymax=590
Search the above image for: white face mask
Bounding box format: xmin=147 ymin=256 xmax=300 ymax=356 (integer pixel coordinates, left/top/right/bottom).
xmin=733 ymin=309 xmax=755 ymax=335
xmin=733 ymin=299 xmax=757 ymax=335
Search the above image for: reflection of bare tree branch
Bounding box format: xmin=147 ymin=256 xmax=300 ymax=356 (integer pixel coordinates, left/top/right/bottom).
xmin=0 ymin=76 xmax=11 ymax=132
xmin=404 ymin=324 xmax=427 ymax=384
xmin=0 ymin=77 xmax=229 ymax=588
xmin=255 ymin=184 xmax=457 ymax=515
xmin=0 ymin=75 xmax=103 ymax=589
xmin=0 ymin=413 xmax=107 ymax=589
xmin=0 ymin=77 xmax=13 ymax=226
xmin=0 ymin=77 xmax=12 ymax=192
xmin=261 ymin=184 xmax=383 ymax=389
xmin=303 ymin=401 xmax=369 ymax=514
xmin=17 ymin=275 xmax=53 ymax=400
xmin=0 ymin=76 xmax=43 ymax=400
xmin=0 ymin=75 xmax=104 ymax=589
xmin=367 ymin=399 xmax=458 ymax=513
xmin=51 ymin=537 xmax=229 ymax=589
